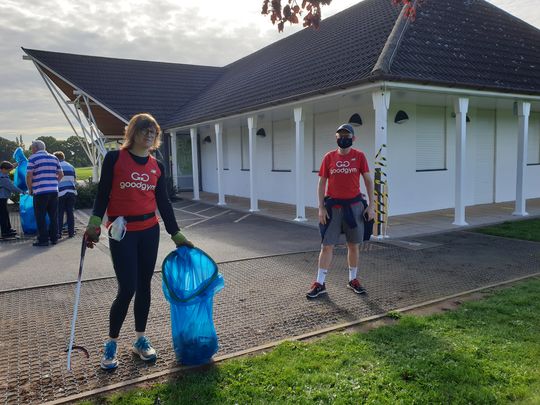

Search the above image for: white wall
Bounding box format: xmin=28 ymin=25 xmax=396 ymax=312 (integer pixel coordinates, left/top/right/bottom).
xmin=494 ymin=109 xmax=518 ymax=202
xmin=197 ymin=97 xmax=540 ymax=215
xmin=387 ymin=103 xmax=454 ymax=215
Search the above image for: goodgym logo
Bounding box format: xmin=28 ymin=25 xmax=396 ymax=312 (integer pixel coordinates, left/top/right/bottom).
xmin=131 ymin=172 xmax=150 ymax=182
xmin=330 ymin=160 xmax=358 ymax=175
xmin=119 ymin=171 xmax=155 ymax=191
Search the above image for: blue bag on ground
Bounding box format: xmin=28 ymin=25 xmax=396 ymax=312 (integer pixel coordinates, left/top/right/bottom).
xmin=162 ymin=246 xmax=224 ymax=365
xmin=19 ymin=194 xmax=38 ymax=234
xmin=12 ymin=147 xmax=28 ymax=192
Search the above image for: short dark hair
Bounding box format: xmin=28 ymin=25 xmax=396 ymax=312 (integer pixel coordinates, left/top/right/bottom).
xmin=0 ymin=161 xmax=14 ymax=170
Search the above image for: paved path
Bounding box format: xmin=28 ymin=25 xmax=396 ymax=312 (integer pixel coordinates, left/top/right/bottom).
xmin=0 ymin=201 xmax=320 ymax=290
xmin=1 ymin=203 xmax=540 ymax=404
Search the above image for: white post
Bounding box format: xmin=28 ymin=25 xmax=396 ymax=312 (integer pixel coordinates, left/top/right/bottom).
xmin=453 ymin=97 xmax=469 ymax=226
xmin=372 ymin=90 xmax=390 ymax=238
xmin=294 ymin=107 xmax=307 ymax=221
xmin=170 ymin=131 xmax=178 ymax=190
xmin=190 ymin=127 xmax=200 ymax=200
xmin=247 ymin=116 xmax=259 ymax=212
xmin=215 ymin=123 xmax=226 ymax=205
xmin=513 ymin=101 xmax=531 ymax=216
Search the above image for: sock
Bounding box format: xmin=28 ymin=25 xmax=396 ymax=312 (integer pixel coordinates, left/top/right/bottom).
xmin=348 ymin=267 xmax=358 ymax=281
xmin=316 ymin=268 xmax=328 ymax=285
xmin=108 ymin=337 xmax=118 ymax=343
xmin=136 ymin=331 xmax=145 ymax=339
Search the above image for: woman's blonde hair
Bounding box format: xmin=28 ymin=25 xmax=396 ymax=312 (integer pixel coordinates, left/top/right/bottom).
xmin=121 ymin=113 xmax=162 ymax=151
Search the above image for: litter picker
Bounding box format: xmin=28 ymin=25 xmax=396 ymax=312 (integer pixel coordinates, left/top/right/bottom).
xmin=66 ymin=236 xmax=90 ymax=371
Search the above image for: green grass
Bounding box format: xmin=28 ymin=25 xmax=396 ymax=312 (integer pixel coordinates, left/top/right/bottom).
xmin=474 ymin=218 xmax=540 ymax=242
xmin=80 ymin=278 xmax=540 ymax=405
xmin=75 ymin=166 xmax=94 ymax=181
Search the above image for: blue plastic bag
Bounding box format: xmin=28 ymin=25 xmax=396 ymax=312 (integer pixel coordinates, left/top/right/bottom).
xmin=19 ymin=194 xmax=37 ymax=234
xmin=162 ymin=246 xmax=224 ymax=365
xmin=12 ymin=147 xmax=28 ymax=192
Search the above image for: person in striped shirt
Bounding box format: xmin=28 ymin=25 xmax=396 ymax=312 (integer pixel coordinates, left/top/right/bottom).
xmin=54 ymin=151 xmax=77 ymax=238
xmin=26 ymin=140 xmax=63 ymax=247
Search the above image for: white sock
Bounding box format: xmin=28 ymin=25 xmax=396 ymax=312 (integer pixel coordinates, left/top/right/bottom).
xmin=136 ymin=331 xmax=145 ymax=339
xmin=349 ymin=267 xmax=358 ymax=281
xmin=316 ymin=268 xmax=328 ymax=285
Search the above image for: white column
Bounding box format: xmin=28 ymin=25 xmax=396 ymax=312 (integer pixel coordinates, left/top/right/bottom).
xmin=453 ymin=97 xmax=469 ymax=226
xmin=294 ymin=107 xmax=307 ymax=221
xmin=247 ymin=116 xmax=259 ymax=212
xmin=170 ymin=131 xmax=178 ymax=190
xmin=190 ymin=127 xmax=200 ymax=201
xmin=215 ymin=123 xmax=226 ymax=205
xmin=372 ymin=90 xmax=390 ymax=238
xmin=513 ymin=101 xmax=531 ymax=216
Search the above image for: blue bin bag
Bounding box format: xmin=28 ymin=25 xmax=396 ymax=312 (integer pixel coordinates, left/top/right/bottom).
xmin=12 ymin=147 xmax=28 ymax=192
xmin=19 ymin=194 xmax=37 ymax=234
xmin=162 ymin=246 xmax=224 ymax=365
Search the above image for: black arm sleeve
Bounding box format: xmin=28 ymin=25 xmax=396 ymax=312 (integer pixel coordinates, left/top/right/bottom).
xmin=155 ymin=161 xmax=180 ymax=235
xmin=92 ymin=151 xmax=118 ymax=218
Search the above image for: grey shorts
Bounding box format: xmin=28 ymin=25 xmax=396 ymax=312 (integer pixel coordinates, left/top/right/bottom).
xmin=322 ymin=202 xmax=366 ymax=246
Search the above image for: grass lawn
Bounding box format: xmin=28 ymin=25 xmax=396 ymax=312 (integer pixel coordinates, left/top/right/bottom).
xmin=76 ymin=166 xmax=94 ymax=181
xmin=474 ymin=218 xmax=540 ymax=242
xmin=80 ymin=220 xmax=540 ymax=405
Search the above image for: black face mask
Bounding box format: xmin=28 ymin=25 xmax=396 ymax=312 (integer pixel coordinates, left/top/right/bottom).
xmin=337 ymin=137 xmax=353 ymax=149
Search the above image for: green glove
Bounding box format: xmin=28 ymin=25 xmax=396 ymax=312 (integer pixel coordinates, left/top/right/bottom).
xmin=84 ymin=215 xmax=102 ymax=247
xmin=172 ymin=231 xmax=194 ymax=248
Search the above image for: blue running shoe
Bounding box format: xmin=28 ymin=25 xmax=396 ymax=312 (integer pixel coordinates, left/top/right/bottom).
xmin=100 ymin=340 xmax=118 ymax=370
xmin=132 ymin=336 xmax=157 ymax=361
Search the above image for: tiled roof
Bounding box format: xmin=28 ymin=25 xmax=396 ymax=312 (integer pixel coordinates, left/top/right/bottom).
xmin=387 ymin=0 xmax=540 ymax=94
xmin=25 ymin=0 xmax=540 ymax=130
xmin=164 ymin=0 xmax=399 ymax=127
xmin=22 ymin=48 xmax=223 ymax=124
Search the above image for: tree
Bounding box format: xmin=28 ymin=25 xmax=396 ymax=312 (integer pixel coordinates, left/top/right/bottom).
xmin=262 ymin=0 xmax=417 ymax=32
xmin=0 ymin=136 xmax=18 ymax=162
xmin=63 ymin=136 xmax=91 ymax=167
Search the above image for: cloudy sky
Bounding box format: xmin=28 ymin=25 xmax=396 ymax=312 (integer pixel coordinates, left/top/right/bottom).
xmin=1 ymin=0 xmax=539 ymax=145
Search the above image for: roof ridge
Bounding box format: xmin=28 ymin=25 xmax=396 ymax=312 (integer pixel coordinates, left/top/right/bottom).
xmin=371 ymin=0 xmax=416 ymax=76
xmin=22 ymin=47 xmax=222 ymax=70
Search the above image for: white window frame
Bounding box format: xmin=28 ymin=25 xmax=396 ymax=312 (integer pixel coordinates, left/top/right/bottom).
xmin=527 ymin=113 xmax=540 ymax=165
xmin=272 ymin=119 xmax=293 ymax=172
xmin=240 ymin=125 xmax=249 ymax=171
xmin=416 ymin=105 xmax=447 ymax=172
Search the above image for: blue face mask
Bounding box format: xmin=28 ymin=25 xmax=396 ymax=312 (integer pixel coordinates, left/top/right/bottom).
xmin=337 ymin=137 xmax=353 ymax=149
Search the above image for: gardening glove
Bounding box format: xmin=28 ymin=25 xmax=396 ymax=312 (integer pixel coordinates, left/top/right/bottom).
xmin=171 ymin=230 xmax=194 ymax=248
xmin=84 ymin=215 xmax=102 ymax=248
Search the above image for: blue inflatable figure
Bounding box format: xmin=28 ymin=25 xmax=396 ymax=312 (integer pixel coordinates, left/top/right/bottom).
xmin=12 ymin=147 xmax=38 ymax=234
xmin=162 ymin=246 xmax=224 ymax=365
xmin=12 ymin=147 xmax=28 ymax=192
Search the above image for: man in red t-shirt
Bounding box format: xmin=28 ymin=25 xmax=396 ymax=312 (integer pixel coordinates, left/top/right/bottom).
xmin=306 ymin=124 xmax=375 ymax=298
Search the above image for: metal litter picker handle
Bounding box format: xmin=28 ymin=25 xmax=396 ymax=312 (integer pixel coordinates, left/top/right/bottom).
xmin=66 ymin=236 xmax=88 ymax=371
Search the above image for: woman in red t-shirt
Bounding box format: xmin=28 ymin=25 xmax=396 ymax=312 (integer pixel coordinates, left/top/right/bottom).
xmin=84 ymin=113 xmax=193 ymax=370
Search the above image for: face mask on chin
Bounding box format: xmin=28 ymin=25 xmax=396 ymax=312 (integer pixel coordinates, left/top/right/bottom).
xmin=337 ymin=137 xmax=353 ymax=149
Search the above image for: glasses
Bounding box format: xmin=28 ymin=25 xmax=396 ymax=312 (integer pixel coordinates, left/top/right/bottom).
xmin=140 ymin=128 xmax=157 ymax=137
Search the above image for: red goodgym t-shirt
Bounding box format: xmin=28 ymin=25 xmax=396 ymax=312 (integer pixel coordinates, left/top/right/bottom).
xmin=318 ymin=149 xmax=369 ymax=200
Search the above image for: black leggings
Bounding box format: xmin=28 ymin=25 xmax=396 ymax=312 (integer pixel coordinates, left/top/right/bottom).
xmin=108 ymin=224 xmax=160 ymax=338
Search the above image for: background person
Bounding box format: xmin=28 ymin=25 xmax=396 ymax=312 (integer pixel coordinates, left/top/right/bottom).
xmin=53 ymin=151 xmax=77 ymax=238
xmin=306 ymin=124 xmax=375 ymax=299
xmin=84 ymin=113 xmax=193 ymax=370
xmin=26 ymin=140 xmax=63 ymax=247
xmin=0 ymin=161 xmax=24 ymax=239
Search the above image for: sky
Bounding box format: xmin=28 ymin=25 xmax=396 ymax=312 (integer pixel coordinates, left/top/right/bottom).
xmin=1 ymin=0 xmax=539 ymax=146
